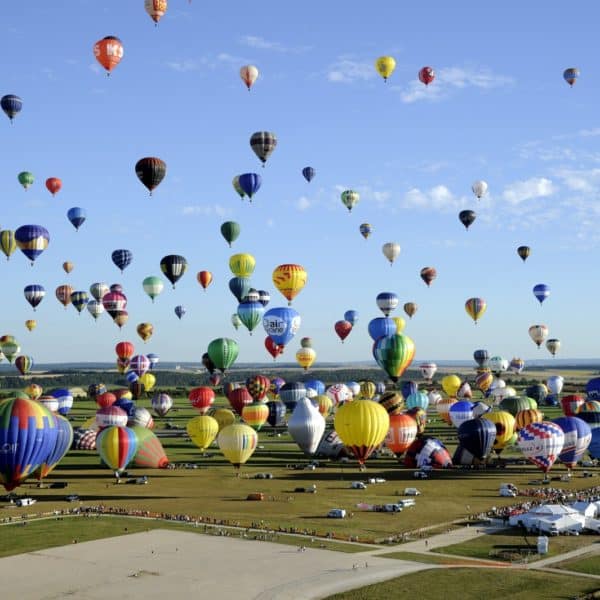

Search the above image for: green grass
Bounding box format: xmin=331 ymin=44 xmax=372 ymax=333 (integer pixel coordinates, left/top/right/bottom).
xmin=376 ymin=551 xmax=485 ymax=565
xmin=324 ymin=568 xmax=600 ymax=600
xmin=552 ymin=551 xmax=600 ymax=575
xmin=1 ymin=392 xmax=598 ymax=546
xmin=0 ymin=515 xmax=372 ymax=557
xmin=435 ymin=529 xmax=597 ymax=562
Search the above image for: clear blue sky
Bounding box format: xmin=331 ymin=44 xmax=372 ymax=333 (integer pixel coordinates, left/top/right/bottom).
xmin=1 ymin=0 xmax=599 ymax=366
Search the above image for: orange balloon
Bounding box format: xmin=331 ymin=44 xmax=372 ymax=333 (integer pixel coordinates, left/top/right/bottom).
xmin=46 ymin=177 xmax=62 ymax=196
xmin=93 ymin=36 xmax=124 ymax=74
xmin=197 ymin=270 xmax=213 ymax=290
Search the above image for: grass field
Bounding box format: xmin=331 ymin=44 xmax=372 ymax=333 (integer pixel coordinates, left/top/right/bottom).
xmin=552 ymin=551 xmax=600 ymax=575
xmin=1 ymin=377 xmax=599 ymax=545
xmin=324 ymin=568 xmax=600 ymax=600
xmin=434 ymin=529 xmax=598 ymax=562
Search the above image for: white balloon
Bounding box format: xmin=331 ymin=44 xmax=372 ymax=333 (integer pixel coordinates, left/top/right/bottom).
xmin=287 ymin=398 xmax=326 ymax=455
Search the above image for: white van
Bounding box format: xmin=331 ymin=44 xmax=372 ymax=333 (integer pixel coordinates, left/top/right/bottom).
xmin=15 ymin=498 xmax=36 ymax=507
xmin=397 ymin=499 xmax=416 ymax=508
xmin=327 ymin=508 xmax=347 ymax=519
xmin=351 ymin=481 xmax=367 ymax=490
xmin=404 ymin=488 xmax=421 ymax=496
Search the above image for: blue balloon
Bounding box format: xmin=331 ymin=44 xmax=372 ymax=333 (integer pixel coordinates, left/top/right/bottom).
xmin=125 ymin=371 xmax=139 ymax=384
xmin=15 ymin=224 xmax=50 ymax=264
xmin=229 ymin=276 xmax=252 ymax=303
xmin=400 ymin=380 xmax=419 ymax=399
xmin=473 ymin=349 xmax=489 ymax=367
xmin=114 ymin=397 xmax=136 ymax=417
xmin=67 ymin=207 xmax=87 ymax=231
xmin=585 ymin=377 xmax=600 ymax=400
xmin=406 ymin=391 xmax=429 ymax=411
xmin=376 ymin=292 xmax=399 ymax=316
xmin=36 ymin=415 xmax=73 ymax=478
xmin=368 ymin=317 xmax=396 ymax=341
xmin=302 ymin=166 xmax=315 ymax=182
xmin=344 ymin=310 xmax=358 ymax=326
xmin=533 ymin=283 xmax=550 ymax=305
xmin=238 ymin=173 xmax=262 ymax=199
xmin=577 ymin=412 xmax=600 ymax=459
xmin=457 ymin=418 xmax=496 ymax=460
xmin=263 ymin=306 xmax=301 ymax=347
xmin=525 ymin=384 xmax=548 ymax=405
xmin=279 ymin=382 xmax=306 ymax=412
xmin=552 ymin=416 xmax=592 ymax=468
xmin=1 ymin=94 xmax=22 ymax=121
xmin=375 ymin=382 xmax=386 ymax=395
xmin=24 ymin=284 xmax=45 ymax=310
xmin=147 ymin=353 xmax=160 ymax=370
xmin=267 ymin=401 xmax=286 ymax=427
xmin=111 ymin=249 xmax=133 ymax=273
xmin=50 ymin=388 xmax=74 ymax=416
xmin=304 ymin=379 xmax=325 ymax=395
xmin=174 ymin=305 xmax=186 ymax=320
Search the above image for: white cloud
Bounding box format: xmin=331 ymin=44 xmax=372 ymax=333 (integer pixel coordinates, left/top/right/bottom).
xmin=239 ymin=35 xmax=309 ymax=53
xmin=166 ymin=59 xmax=201 ymax=72
xmin=327 ymin=57 xmax=375 ymax=83
xmin=578 ymin=128 xmax=600 ymax=137
xmin=502 ymin=177 xmax=555 ymax=204
xmin=180 ymin=204 xmax=230 ymax=217
xmin=398 ymin=65 xmax=514 ymax=103
xmin=401 ymin=185 xmax=467 ymax=211
xmin=296 ymin=196 xmax=311 ymax=211
xmin=89 ymin=62 xmax=101 ymax=74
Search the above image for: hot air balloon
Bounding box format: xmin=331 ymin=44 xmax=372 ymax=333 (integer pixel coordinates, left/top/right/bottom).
xmin=457 ymin=418 xmax=496 ymax=460
xmin=546 ymin=338 xmax=560 ymax=356
xmin=358 ymin=380 xmax=376 ymax=400
xmin=375 ymin=56 xmax=396 ymax=81
xmin=241 ymin=403 xmax=268 ymax=431
xmin=250 ymin=131 xmax=277 ymax=165
xmin=459 ymin=210 xmax=476 ymax=230
xmin=473 ymin=349 xmax=489 ymax=368
xmin=66 ymin=207 xmax=86 ymax=231
xmin=24 ymin=284 xmax=45 ymax=311
xmin=24 ymin=320 xmax=36 ymax=332
xmin=0 ymin=338 xmax=20 ymax=364
xmin=420 ymin=267 xmax=437 ymax=287
xmin=359 ymin=223 xmax=372 ymax=239
xmin=563 ymin=67 xmax=580 ymax=87
xmin=34 ymin=414 xmax=74 ymax=482
xmin=449 ymin=400 xmax=474 ymax=429
xmin=232 ymin=176 xmax=245 ymax=199
xmin=50 ymin=388 xmax=73 ymax=416
xmin=382 ymin=242 xmax=400 ymax=265
xmin=419 ymin=363 xmax=437 ymax=381
xmin=263 ymin=307 xmax=301 ymax=347
xmin=130 ymin=426 xmax=168 ymax=469
xmin=500 ymin=396 xmax=537 ymax=417
xmin=96 ymin=426 xmax=138 ymax=474
xmin=509 ymin=358 xmax=525 ymax=374
xmin=482 ymin=411 xmax=516 ymax=454
xmin=171 ymin=305 xmax=185 ymax=320
xmin=264 ymin=336 xmax=283 ymax=360
xmin=533 ymin=284 xmax=550 ymax=305
xmin=404 ymin=436 xmax=452 ymax=469
xmin=135 ymin=157 xmax=166 ymax=195
xmin=373 ymin=334 xmax=415 ymax=383
xmin=529 ymin=324 xmax=549 ymax=348
xmin=45 ymin=177 xmax=61 ymax=196
xmin=341 ymin=190 xmax=359 ymax=212
xmin=517 ymin=421 xmax=565 ymax=476
xmin=70 ymin=291 xmax=89 ymax=313
xmin=15 ymin=225 xmax=50 ymax=264
xmin=0 ymin=398 xmax=58 ymax=491
xmin=130 ymin=354 xmax=150 ymax=377
xmin=62 ymin=261 xmax=74 ymax=274
xmin=302 ymin=166 xmax=315 ymax=182
xmin=72 ymin=428 xmax=97 ymax=451
xmin=217 ymin=423 xmax=258 ymax=470
xmin=287 ymin=398 xmax=326 ymax=454
xmin=144 ymin=0 xmax=167 ymax=25
xmin=471 ymin=180 xmax=488 ymax=199
xmin=207 ymin=338 xmax=239 ymax=373
xmin=18 ymin=171 xmax=34 ymax=190
xmin=238 ymin=173 xmax=262 ymax=200
xmin=90 ymin=282 xmax=109 ymax=302
xmin=102 ymin=290 xmax=127 ymax=318
xmin=378 ymin=391 xmax=404 ymax=415
xmin=385 ymin=413 xmax=418 ymax=456
xmin=128 ymin=406 xmax=154 ymax=429
xmin=245 ymin=375 xmax=270 ymax=403
xmin=406 ymin=391 xmax=429 ymax=412
xmin=403 ymin=302 xmax=418 ymax=319
xmin=295 ymin=346 xmax=316 ymax=371
xmin=151 ymin=392 xmax=172 ymax=418
xmin=334 ymin=400 xmax=389 ymax=466
xmin=111 ymin=249 xmax=132 ymax=273
xmin=418 ymin=66 xmax=435 ymax=85
xmin=15 ymin=355 xmax=33 ymax=376
xmin=334 ymin=320 xmax=353 ymax=343
xmin=552 ymin=416 xmax=592 ymax=469
xmin=367 ymin=317 xmax=396 ymax=341
xmin=465 ymin=297 xmax=486 ymax=324
xmin=1 ymin=94 xmax=22 ymax=121
xmin=0 ymin=230 xmax=17 ymax=260
xmin=136 ymin=323 xmax=154 ymax=343
xmin=187 ymin=415 xmax=219 ymax=451
xmin=196 ymin=270 xmax=213 ymax=291
xmin=240 ymin=65 xmax=259 ymax=90
xmin=517 ymin=246 xmax=530 ymax=262
xmin=142 ymin=276 xmax=164 ymax=302
xmin=272 ymin=264 xmax=307 ymax=305
xmin=220 ymin=221 xmax=240 ymax=248
xmin=441 ymin=375 xmax=461 ymax=398
xmin=93 ymin=36 xmax=124 ymax=74
xmin=160 ymin=254 xmax=187 ymax=288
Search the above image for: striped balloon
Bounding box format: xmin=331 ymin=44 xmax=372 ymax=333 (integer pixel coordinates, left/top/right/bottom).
xmin=35 ymin=414 xmax=73 ymax=480
xmin=96 ymin=426 xmax=138 ymax=474
xmin=517 ymin=421 xmax=565 ymax=474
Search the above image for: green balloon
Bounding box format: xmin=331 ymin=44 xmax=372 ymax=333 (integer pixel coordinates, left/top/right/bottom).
xmin=142 ymin=275 xmax=164 ymax=302
xmin=499 ymin=396 xmax=537 ymax=417
xmin=220 ymin=221 xmax=240 ymax=247
xmin=207 ymin=338 xmax=239 ymax=373
xmin=232 ymin=176 xmax=245 ymax=199
xmin=17 ymin=171 xmax=34 ymax=190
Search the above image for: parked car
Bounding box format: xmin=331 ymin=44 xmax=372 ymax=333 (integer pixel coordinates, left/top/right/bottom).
xmin=15 ymin=498 xmax=36 ymax=507
xmin=350 ymin=481 xmax=367 ymax=490
xmin=414 ymin=471 xmax=429 ymax=479
xmin=403 ymin=487 xmax=421 ymax=496
xmin=367 ymin=478 xmax=386 ymax=484
xmin=247 ymin=493 xmax=265 ymax=501
xmin=65 ymin=494 xmax=80 ymax=502
xmin=254 ymin=473 xmax=274 ymax=479
xmin=327 ymin=508 xmax=346 ymax=519
xmin=294 ymin=485 xmax=317 ymax=494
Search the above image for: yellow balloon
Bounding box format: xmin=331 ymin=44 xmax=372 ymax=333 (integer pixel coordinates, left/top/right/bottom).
xmin=441 ymin=374 xmax=461 ymax=397
xmin=62 ymin=261 xmax=74 ymax=274
xmin=272 ymin=264 xmax=307 ymax=305
xmin=295 ymin=347 xmax=316 ymax=371
xmin=139 ymin=372 xmax=156 ymax=392
xmin=137 ymin=322 xmax=154 ymax=343
xmin=375 ymin=56 xmax=396 ymax=81
xmin=217 ymin=423 xmax=258 ymax=468
xmin=359 ymin=380 xmax=376 ymax=400
xmin=482 ymin=411 xmax=516 ymax=452
xmin=209 ymin=408 xmax=236 ymax=431
xmin=333 ymin=399 xmax=389 ymax=466
xmin=187 ymin=415 xmax=219 ymax=451
xmin=241 ymin=402 xmax=269 ymax=430
xmin=24 ymin=383 xmax=43 ymax=400
xmin=391 ymin=316 xmax=405 ymax=333
xmin=229 ymin=253 xmax=255 ymax=278
xmin=25 ymin=319 xmax=37 ymax=332
xmin=315 ymin=394 xmax=333 ymax=418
